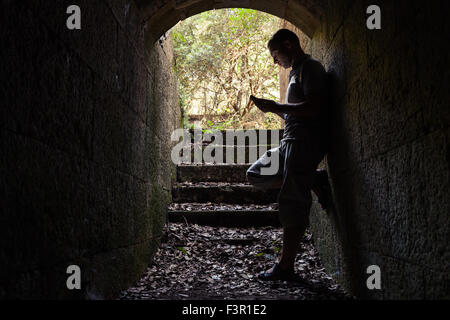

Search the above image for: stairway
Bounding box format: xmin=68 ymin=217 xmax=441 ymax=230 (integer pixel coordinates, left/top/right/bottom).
xmin=168 ymin=129 xmax=284 ymax=228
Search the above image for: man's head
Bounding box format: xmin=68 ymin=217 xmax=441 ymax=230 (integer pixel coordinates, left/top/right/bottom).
xmin=268 ymin=29 xmax=304 ymax=69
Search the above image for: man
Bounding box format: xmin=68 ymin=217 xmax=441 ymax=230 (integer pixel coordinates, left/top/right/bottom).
xmin=247 ymin=29 xmax=330 ymax=281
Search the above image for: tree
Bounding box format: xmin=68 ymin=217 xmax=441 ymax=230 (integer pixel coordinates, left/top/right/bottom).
xmin=172 ymin=9 xmax=282 ymax=130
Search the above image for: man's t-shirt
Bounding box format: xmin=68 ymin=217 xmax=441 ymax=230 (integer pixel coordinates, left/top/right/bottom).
xmin=283 ymin=54 xmax=328 ymax=140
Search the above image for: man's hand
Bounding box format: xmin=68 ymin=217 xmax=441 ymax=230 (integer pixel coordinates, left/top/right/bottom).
xmin=250 ymin=95 xmax=278 ymax=113
xmin=250 ymin=94 xmax=320 ymax=118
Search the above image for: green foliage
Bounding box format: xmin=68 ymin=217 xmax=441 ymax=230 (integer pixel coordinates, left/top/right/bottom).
xmin=202 ymin=117 xmax=234 ymax=133
xmin=176 ymin=246 xmax=188 ymax=254
xmin=172 ymin=9 xmax=283 ymax=130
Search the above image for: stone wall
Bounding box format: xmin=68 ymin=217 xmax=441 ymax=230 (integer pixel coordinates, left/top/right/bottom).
xmin=0 ymin=0 xmax=180 ymax=299
xmin=280 ymin=0 xmax=449 ymax=299
xmin=2 ymin=0 xmax=448 ymax=300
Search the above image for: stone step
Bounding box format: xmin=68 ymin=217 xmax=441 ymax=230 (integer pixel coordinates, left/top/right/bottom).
xmin=178 ymin=144 xmax=277 ymax=165
xmin=177 ymin=164 xmax=250 ymax=183
xmin=171 ymin=182 xmax=279 ymax=204
xmin=167 ymin=203 xmax=280 ymax=227
xmin=168 ymin=210 xmax=280 ymax=228
xmin=186 ymin=129 xmax=284 ymax=146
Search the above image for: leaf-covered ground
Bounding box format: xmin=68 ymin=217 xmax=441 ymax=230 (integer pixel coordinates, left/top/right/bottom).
xmin=169 ymin=202 xmax=278 ymax=211
xmin=119 ymin=223 xmax=352 ymax=300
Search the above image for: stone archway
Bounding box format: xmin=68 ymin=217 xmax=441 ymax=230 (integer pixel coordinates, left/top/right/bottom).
xmin=2 ymin=0 xmax=448 ymax=300
xmin=135 ymin=0 xmax=323 ymax=44
xmin=132 ymin=0 xmax=450 ymax=301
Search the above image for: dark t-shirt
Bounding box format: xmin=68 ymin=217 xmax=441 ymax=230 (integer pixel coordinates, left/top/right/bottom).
xmin=283 ymin=54 xmax=327 ymax=140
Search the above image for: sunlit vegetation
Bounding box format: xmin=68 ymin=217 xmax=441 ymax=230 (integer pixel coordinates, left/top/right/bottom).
xmin=172 ymin=9 xmax=283 ymax=130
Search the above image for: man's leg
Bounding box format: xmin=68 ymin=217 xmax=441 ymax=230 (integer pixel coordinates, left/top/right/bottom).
xmin=261 ymin=224 xmax=307 ymax=277
xmin=246 ymin=147 xmax=283 ymax=190
xmin=258 ymin=140 xmax=315 ymax=280
xmin=278 ymin=224 xmax=307 ymax=270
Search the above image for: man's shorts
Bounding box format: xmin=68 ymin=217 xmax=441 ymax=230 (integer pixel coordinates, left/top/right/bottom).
xmin=246 ymin=137 xmax=325 ymax=228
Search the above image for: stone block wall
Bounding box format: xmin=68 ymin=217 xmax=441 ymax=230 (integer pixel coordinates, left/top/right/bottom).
xmin=279 ymin=0 xmax=449 ymax=299
xmin=0 ymin=0 xmax=180 ymax=299
xmin=2 ymin=0 xmax=448 ymax=300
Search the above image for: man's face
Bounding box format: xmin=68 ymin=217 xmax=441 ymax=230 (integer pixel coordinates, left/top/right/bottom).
xmin=270 ymin=45 xmax=292 ymax=69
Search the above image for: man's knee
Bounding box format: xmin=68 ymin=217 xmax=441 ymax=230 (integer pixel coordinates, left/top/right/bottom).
xmin=247 ymin=169 xmax=279 ymax=190
xmin=246 ymin=171 xmax=267 ymax=189
xmin=246 ymin=170 xmax=259 ymax=185
xmin=279 ymin=212 xmax=310 ymax=229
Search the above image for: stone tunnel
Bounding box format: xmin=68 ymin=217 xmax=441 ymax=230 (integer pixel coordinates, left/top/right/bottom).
xmin=1 ymin=0 xmax=448 ymax=299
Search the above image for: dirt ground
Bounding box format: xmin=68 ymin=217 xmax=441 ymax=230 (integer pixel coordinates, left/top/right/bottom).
xmin=119 ymin=222 xmax=352 ymax=300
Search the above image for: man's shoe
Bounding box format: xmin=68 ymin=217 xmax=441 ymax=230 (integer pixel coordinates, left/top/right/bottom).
xmin=257 ymin=264 xmax=297 ymax=281
xmin=312 ymin=169 xmax=332 ymax=210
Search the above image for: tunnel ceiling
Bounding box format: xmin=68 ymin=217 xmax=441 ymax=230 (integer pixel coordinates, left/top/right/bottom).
xmin=135 ymin=0 xmax=324 ymax=43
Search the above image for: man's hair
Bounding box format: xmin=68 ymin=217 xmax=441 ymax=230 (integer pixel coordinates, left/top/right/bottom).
xmin=267 ymin=29 xmax=301 ymax=51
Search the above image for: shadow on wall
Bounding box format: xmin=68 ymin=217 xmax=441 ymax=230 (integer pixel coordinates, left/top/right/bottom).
xmin=309 ymin=67 xmax=366 ymax=296
xmin=322 ymin=69 xmax=371 ymax=298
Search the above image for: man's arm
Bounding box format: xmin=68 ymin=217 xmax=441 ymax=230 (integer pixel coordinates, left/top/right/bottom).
xmin=273 ymin=110 xmax=286 ymax=119
xmin=273 ymin=96 xmax=321 ymax=118
xmin=251 ymin=95 xmax=321 ymax=118
xmin=251 ymin=58 xmax=327 ymax=119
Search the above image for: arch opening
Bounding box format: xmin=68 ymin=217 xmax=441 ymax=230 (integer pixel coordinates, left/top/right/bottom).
xmin=171 ymin=8 xmax=286 ymax=130
xmin=134 ymin=0 xmax=323 ymax=44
